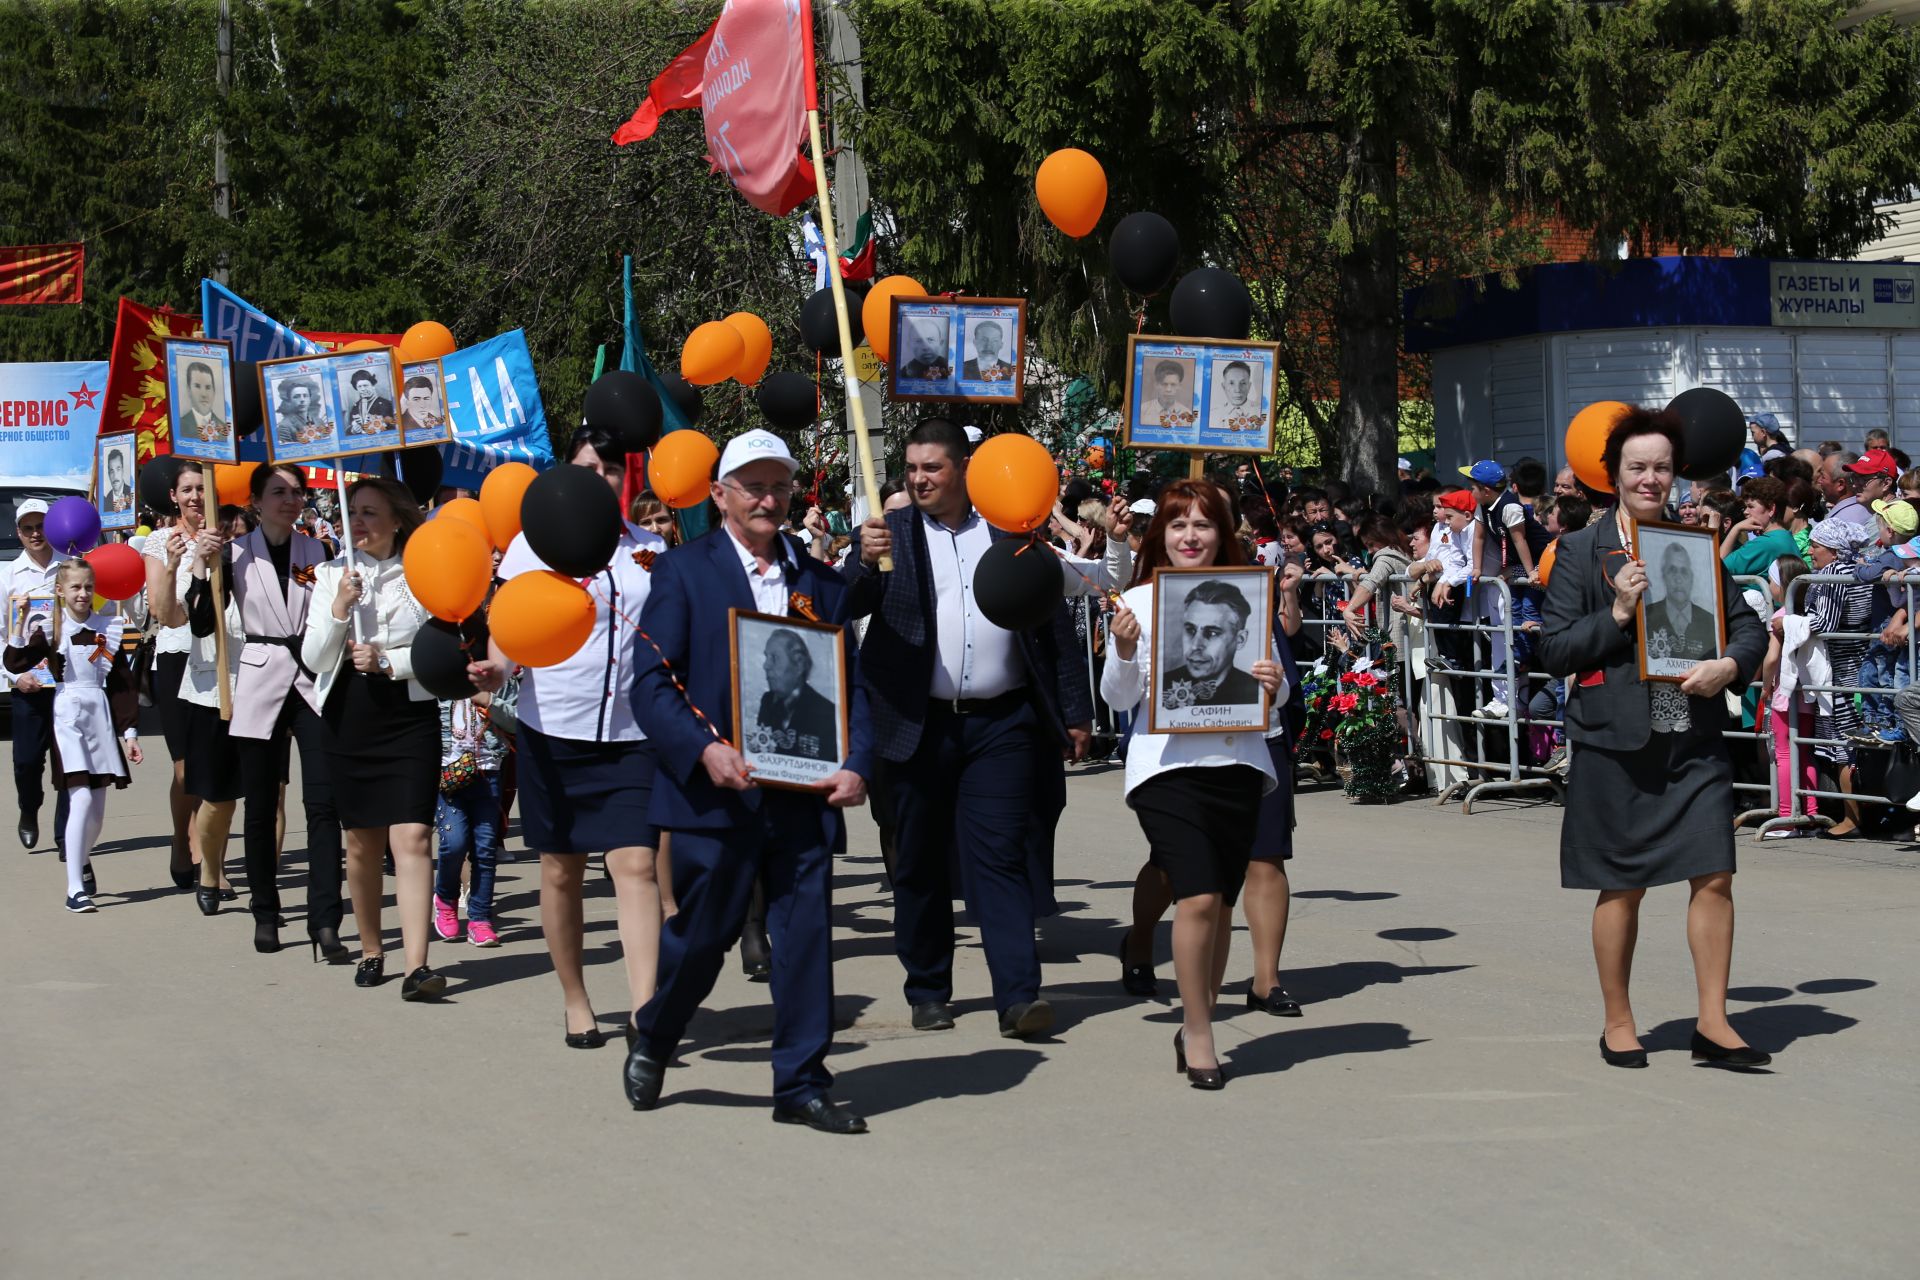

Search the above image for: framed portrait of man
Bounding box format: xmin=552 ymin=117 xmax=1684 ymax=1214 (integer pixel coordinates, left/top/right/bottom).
xmin=260 ymin=347 xmax=405 ymax=465
xmin=1630 ymin=519 xmax=1726 ymax=683
xmin=1148 ymin=566 xmax=1275 ymax=734
xmin=163 ymin=337 xmax=239 ymax=464
xmin=1122 ymin=335 xmax=1281 ymax=457
xmin=95 ymin=430 xmax=138 ymax=531
xmin=888 ymin=296 xmax=1027 ymax=405
xmin=398 ymin=359 xmax=451 ymax=446
xmin=7 ymin=589 xmax=56 ymax=651
xmin=729 ymin=609 xmax=849 ymax=790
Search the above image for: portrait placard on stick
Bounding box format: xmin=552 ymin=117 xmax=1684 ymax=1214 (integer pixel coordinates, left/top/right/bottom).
xmin=163 ymin=337 xmax=240 ymax=464
xmin=94 ymin=429 xmax=138 ymax=531
xmin=887 ymin=297 xmax=1027 ymax=405
xmin=259 ymin=347 xmax=405 ymax=466
xmin=1121 ymin=334 xmax=1280 ymax=458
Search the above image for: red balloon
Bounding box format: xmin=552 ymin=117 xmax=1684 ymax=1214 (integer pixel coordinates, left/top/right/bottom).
xmin=86 ymin=542 xmax=146 ymax=601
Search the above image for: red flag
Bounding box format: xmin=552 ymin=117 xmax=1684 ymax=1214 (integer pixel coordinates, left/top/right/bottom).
xmin=102 ymin=297 xmax=202 ymax=463
xmin=614 ymin=0 xmax=818 ymax=217
xmin=0 ymin=242 xmax=85 ymax=305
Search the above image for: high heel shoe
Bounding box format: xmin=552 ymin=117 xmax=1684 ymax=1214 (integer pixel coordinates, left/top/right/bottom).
xmin=308 ymin=925 xmax=349 ymax=965
xmin=564 ymin=1015 xmax=605 ymax=1050
xmin=1174 ymin=1029 xmax=1226 ymax=1091
xmin=1599 ymin=1033 xmax=1648 ymax=1069
xmin=1690 ymin=1029 xmax=1772 ymax=1070
xmin=194 ymin=886 xmax=219 ymax=916
xmin=354 ymin=954 xmax=386 ymax=988
xmin=1117 ymin=930 xmax=1155 ymax=997
xmin=253 ymin=917 xmax=282 ymax=954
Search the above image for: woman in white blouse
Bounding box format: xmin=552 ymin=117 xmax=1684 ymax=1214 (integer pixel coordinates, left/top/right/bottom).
xmin=301 ymin=477 xmax=444 ymax=1001
xmin=1101 ymin=479 xmax=1286 ymax=1090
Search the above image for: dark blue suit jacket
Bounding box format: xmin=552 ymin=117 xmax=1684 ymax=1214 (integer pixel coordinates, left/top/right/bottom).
xmin=842 ymin=506 xmax=1093 ymax=764
xmin=634 ymin=528 xmax=875 ymax=850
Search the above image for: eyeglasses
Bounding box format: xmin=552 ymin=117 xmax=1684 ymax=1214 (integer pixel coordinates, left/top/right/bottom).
xmin=724 ymin=480 xmax=796 ymax=503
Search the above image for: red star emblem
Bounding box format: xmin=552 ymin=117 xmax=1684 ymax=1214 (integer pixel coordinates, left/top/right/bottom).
xmin=69 ymin=381 xmax=100 ymax=410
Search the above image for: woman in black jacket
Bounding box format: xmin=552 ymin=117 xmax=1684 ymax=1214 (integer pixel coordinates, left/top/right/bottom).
xmin=1536 ymin=408 xmax=1772 ymax=1071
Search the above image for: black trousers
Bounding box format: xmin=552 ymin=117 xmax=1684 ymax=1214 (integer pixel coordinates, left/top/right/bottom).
xmin=11 ymin=687 xmax=70 ymax=843
xmin=239 ymin=693 xmax=342 ymax=929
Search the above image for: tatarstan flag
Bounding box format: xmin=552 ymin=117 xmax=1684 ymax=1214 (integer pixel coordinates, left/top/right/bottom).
xmin=102 ymin=296 xmax=202 ymax=463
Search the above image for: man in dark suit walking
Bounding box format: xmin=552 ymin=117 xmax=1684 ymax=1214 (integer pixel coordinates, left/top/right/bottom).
xmin=847 ymin=418 xmax=1122 ymax=1038
xmin=627 ymin=429 xmax=874 ymax=1134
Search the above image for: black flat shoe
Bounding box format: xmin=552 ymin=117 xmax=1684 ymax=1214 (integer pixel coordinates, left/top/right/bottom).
xmin=910 ymin=1001 xmax=956 ymax=1031
xmin=1691 ymin=1029 xmax=1771 ymax=1070
xmin=354 ymin=955 xmax=386 ymax=988
xmin=998 ymin=999 xmax=1054 ymax=1039
xmin=309 ymin=926 xmax=349 ymax=965
xmin=1245 ymin=986 xmax=1302 ymax=1017
xmin=194 ymin=886 xmax=220 ymax=916
xmin=1175 ymin=1029 xmax=1226 ymax=1090
xmin=400 ymin=966 xmax=447 ymax=1002
xmin=1118 ymin=930 xmax=1155 ymax=997
xmin=623 ymin=1045 xmax=666 ymax=1111
xmin=218 ymin=887 xmax=237 ymax=902
xmin=564 ymin=1015 xmax=605 ymax=1050
xmin=1599 ymin=1034 xmax=1648 ymax=1068
xmin=772 ymin=1095 xmax=868 ymax=1135
xmin=253 ymin=917 xmax=282 ymax=954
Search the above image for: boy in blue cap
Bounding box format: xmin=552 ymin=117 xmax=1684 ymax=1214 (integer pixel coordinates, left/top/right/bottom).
xmin=1459 ymin=460 xmax=1552 ymax=720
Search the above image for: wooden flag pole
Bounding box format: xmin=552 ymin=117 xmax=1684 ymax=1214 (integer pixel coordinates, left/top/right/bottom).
xmin=805 ymin=106 xmax=892 ymax=572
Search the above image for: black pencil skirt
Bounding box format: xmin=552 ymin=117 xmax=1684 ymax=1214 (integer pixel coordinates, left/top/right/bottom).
xmin=1128 ymin=764 xmax=1267 ymax=905
xmin=322 ymin=672 xmax=439 ymax=829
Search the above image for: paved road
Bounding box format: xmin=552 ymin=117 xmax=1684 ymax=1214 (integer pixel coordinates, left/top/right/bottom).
xmin=1 ymin=731 xmax=1914 ymax=1279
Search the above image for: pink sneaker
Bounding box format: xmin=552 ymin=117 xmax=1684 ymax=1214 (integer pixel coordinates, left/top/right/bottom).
xmin=467 ymin=920 xmax=500 ymax=948
xmin=432 ymin=895 xmax=461 ymax=941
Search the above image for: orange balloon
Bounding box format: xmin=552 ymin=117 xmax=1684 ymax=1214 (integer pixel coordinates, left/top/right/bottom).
xmin=1565 ymin=400 xmax=1629 ymax=494
xmin=340 ymin=339 xmax=387 ymax=352
xmin=479 ymin=461 xmax=538 ymax=549
xmin=1035 ymin=148 xmax=1107 ymax=238
xmin=1536 ymin=538 xmax=1559 ymax=588
xmin=215 ymin=462 xmax=258 ymax=506
xmin=402 ymin=517 xmax=491 ymax=622
xmin=862 ymin=275 xmax=927 ymax=363
xmin=724 ymin=312 xmax=774 ymax=385
xmin=647 ymin=430 xmax=720 ymax=505
xmin=397 ymin=321 xmax=457 ymax=363
xmin=435 ymin=496 xmax=490 ymax=543
xmin=682 ymin=321 xmax=744 ymax=386
xmin=490 ymin=570 xmax=595 ymax=667
xmin=966 ymin=433 xmax=1059 ymax=533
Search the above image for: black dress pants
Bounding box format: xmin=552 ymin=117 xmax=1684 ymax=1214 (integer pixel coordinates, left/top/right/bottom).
xmin=239 ymin=693 xmax=342 ymax=929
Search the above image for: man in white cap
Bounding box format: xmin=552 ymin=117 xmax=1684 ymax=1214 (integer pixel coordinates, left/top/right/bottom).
xmin=627 ymin=428 xmax=875 ymax=1134
xmin=4 ymin=498 xmax=70 ymax=852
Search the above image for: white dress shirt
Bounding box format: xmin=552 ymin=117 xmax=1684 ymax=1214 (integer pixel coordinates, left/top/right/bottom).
xmin=724 ymin=526 xmax=793 ymax=617
xmin=2 ymin=547 xmax=64 ymax=688
xmin=498 ymin=521 xmax=669 ymax=742
xmin=141 ymin=533 xmax=202 ymax=656
xmin=299 ymin=550 xmax=434 ymax=706
xmin=922 ymin=509 xmax=1022 ymax=701
xmin=1099 ymin=582 xmax=1286 ymax=799
xmin=1432 ymin=521 xmax=1475 ymax=587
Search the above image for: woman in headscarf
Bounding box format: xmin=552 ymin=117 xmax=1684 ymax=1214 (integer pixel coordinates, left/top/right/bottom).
xmin=1803 ymin=517 xmax=1879 ymax=838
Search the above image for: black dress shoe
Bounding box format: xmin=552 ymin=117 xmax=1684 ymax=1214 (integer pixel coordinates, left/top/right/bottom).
xmin=910 ymin=1001 xmax=956 ymax=1031
xmin=564 ymin=1015 xmax=605 ymax=1050
xmin=400 ymin=966 xmax=447 ymax=1002
xmin=194 ymin=886 xmax=220 ymax=916
xmin=354 ymin=955 xmax=386 ymax=988
xmin=772 ymin=1095 xmax=869 ymax=1135
xmin=623 ymin=1045 xmax=667 ymax=1111
xmin=17 ymin=817 xmax=37 ymax=851
xmin=253 ymin=917 xmax=282 ymax=954
xmin=1118 ymin=930 xmax=1155 ymax=997
xmin=1245 ymin=986 xmax=1302 ymax=1017
xmin=998 ymin=999 xmax=1054 ymax=1039
xmin=218 ymin=887 xmax=238 ymax=902
xmin=1691 ymin=1029 xmax=1771 ymax=1069
xmin=739 ymin=931 xmax=772 ymax=981
xmin=308 ymin=926 xmax=350 ymax=965
xmin=1599 ymin=1034 xmax=1648 ymax=1068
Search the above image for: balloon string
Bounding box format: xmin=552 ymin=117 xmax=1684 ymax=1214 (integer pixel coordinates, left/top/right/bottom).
xmin=584 ymin=581 xmax=729 ymax=746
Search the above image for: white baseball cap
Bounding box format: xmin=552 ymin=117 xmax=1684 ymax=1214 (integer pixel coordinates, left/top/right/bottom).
xmin=963 ymin=425 xmax=984 ymax=445
xmin=15 ymin=498 xmax=49 ymax=519
xmin=1128 ymin=498 xmax=1156 ymax=517
xmin=717 ymin=429 xmax=799 ymax=481
xmin=1397 ymin=457 xmax=1412 ymax=471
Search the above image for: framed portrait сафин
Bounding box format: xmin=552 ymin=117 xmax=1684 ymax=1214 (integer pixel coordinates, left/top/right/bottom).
xmin=1121 ymin=335 xmax=1280 ymax=457
xmin=887 ymin=296 xmax=1026 ymax=405
xmin=728 ymin=609 xmax=850 ymax=790
xmin=163 ymin=336 xmax=239 ymax=464
xmin=259 ymin=346 xmax=404 ymax=466
xmin=1630 ymin=518 xmax=1726 ymax=684
xmin=399 ymin=359 xmax=451 ymax=446
xmin=95 ymin=430 xmax=138 ymax=531
xmin=1147 ymin=566 xmax=1274 ymax=735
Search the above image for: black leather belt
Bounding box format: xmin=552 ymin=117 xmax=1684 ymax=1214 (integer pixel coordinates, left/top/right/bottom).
xmin=931 ymin=689 xmax=1026 ymax=717
xmin=242 ymin=633 xmax=313 ymax=679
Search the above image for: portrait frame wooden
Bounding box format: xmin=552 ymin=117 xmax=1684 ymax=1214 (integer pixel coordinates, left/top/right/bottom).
xmin=1146 ymin=565 xmax=1276 ymax=736
xmin=727 ymin=608 xmax=851 ymax=791
xmin=1121 ymin=334 xmax=1282 ymax=459
xmin=886 ymin=296 xmax=1028 ymax=405
xmin=94 ymin=429 xmax=139 ymax=531
xmin=1629 ymin=517 xmax=1727 ymax=685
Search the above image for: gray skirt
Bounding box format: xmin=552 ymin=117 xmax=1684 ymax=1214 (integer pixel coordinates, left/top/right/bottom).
xmin=1561 ymin=729 xmax=1736 ymax=890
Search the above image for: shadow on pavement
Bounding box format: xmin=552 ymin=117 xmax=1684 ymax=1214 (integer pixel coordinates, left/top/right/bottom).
xmin=1294 ymin=889 xmax=1400 ymax=902
xmin=829 ymin=1048 xmax=1045 ymax=1115
xmin=1276 ymin=960 xmax=1475 ymax=1007
xmin=1227 ymin=1021 xmax=1424 ymax=1076
xmin=1378 ymin=927 xmax=1457 ymax=942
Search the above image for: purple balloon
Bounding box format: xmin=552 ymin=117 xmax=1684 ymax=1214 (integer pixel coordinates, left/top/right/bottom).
xmin=44 ymin=496 xmax=102 ymax=555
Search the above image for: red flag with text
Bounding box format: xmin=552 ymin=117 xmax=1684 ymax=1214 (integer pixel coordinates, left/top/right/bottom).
xmin=0 ymin=243 xmax=85 ymax=305
xmin=613 ymin=0 xmax=818 ymax=217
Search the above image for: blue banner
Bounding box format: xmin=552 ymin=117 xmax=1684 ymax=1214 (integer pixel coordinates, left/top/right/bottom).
xmin=438 ymin=329 xmax=554 ymax=488
xmin=200 ymin=279 xmax=322 ymax=363
xmin=0 ymin=361 xmax=109 ymax=488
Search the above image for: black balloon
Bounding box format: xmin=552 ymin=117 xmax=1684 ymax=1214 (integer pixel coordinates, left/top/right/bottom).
xmin=411 ymin=617 xmax=479 ymax=700
xmin=1666 ymin=387 xmax=1747 ymax=481
xmin=799 ymin=285 xmax=865 ymax=358
xmin=756 ymin=372 xmax=819 ymax=431
xmin=659 ymin=372 xmax=704 ymax=428
xmin=1109 ymin=212 xmax=1181 ymax=296
xmin=138 ymin=454 xmax=186 ymax=517
xmin=522 ymin=463 xmax=621 ymax=577
xmin=973 ymin=536 xmax=1064 ymax=632
xmin=232 ymin=361 xmax=262 ymax=438
xmin=583 ymin=369 xmax=662 ymax=453
xmin=379 ymin=446 xmax=444 ymax=508
xmin=1169 ymin=267 xmax=1252 ymax=341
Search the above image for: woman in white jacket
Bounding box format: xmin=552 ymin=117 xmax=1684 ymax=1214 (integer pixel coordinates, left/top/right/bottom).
xmin=1101 ymin=479 xmax=1286 ymax=1090
xmin=301 ymin=477 xmax=443 ymax=1001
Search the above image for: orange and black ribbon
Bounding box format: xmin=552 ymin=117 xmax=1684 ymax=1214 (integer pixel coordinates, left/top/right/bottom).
xmin=291 ymin=564 xmax=317 ymax=586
